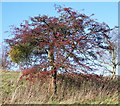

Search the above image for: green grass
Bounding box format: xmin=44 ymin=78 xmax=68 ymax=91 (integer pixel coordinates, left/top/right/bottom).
xmin=1 ymin=71 xmax=119 ymax=104
xmin=1 ymin=71 xmax=19 ymax=103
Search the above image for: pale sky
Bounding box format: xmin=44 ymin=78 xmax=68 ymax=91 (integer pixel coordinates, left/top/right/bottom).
xmin=1 ymin=2 xmax=118 ymax=42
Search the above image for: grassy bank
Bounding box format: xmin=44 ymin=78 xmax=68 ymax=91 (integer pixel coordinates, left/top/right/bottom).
xmin=1 ymin=71 xmax=119 ymax=104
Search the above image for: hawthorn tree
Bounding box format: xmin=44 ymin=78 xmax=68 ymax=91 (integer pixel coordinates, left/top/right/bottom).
xmin=5 ymin=5 xmax=113 ymax=95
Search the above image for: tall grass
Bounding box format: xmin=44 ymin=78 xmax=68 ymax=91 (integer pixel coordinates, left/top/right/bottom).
xmin=1 ymin=71 xmax=119 ymax=104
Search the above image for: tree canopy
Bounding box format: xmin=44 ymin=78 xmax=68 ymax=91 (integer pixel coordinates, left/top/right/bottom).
xmin=6 ymin=6 xmax=112 ymax=72
xmin=5 ymin=5 xmax=115 ymax=94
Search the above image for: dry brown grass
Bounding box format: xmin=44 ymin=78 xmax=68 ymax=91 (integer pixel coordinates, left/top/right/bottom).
xmin=1 ymin=71 xmax=119 ymax=104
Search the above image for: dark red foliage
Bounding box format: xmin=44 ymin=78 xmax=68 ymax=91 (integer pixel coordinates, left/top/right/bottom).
xmin=20 ymin=66 xmax=38 ymax=80
xmin=64 ymin=8 xmax=70 ymax=11
xmin=5 ymin=5 xmax=113 ymax=81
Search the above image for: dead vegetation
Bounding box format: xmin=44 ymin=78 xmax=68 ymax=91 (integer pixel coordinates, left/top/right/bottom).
xmin=1 ymin=71 xmax=119 ymax=104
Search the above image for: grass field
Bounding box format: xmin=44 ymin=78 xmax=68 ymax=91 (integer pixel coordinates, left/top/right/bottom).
xmin=1 ymin=70 xmax=119 ymax=104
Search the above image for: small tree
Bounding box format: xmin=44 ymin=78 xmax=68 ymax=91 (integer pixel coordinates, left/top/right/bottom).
xmin=0 ymin=44 xmax=10 ymax=70
xmin=100 ymin=29 xmax=119 ymax=78
xmin=5 ymin=5 xmax=113 ymax=95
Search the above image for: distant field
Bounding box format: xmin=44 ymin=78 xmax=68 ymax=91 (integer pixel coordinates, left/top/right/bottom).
xmin=1 ymin=71 xmax=119 ymax=104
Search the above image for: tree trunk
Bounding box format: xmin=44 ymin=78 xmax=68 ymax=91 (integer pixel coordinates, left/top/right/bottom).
xmin=52 ymin=68 xmax=57 ymax=95
xmin=48 ymin=43 xmax=57 ymax=95
xmin=111 ymin=49 xmax=116 ymax=79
